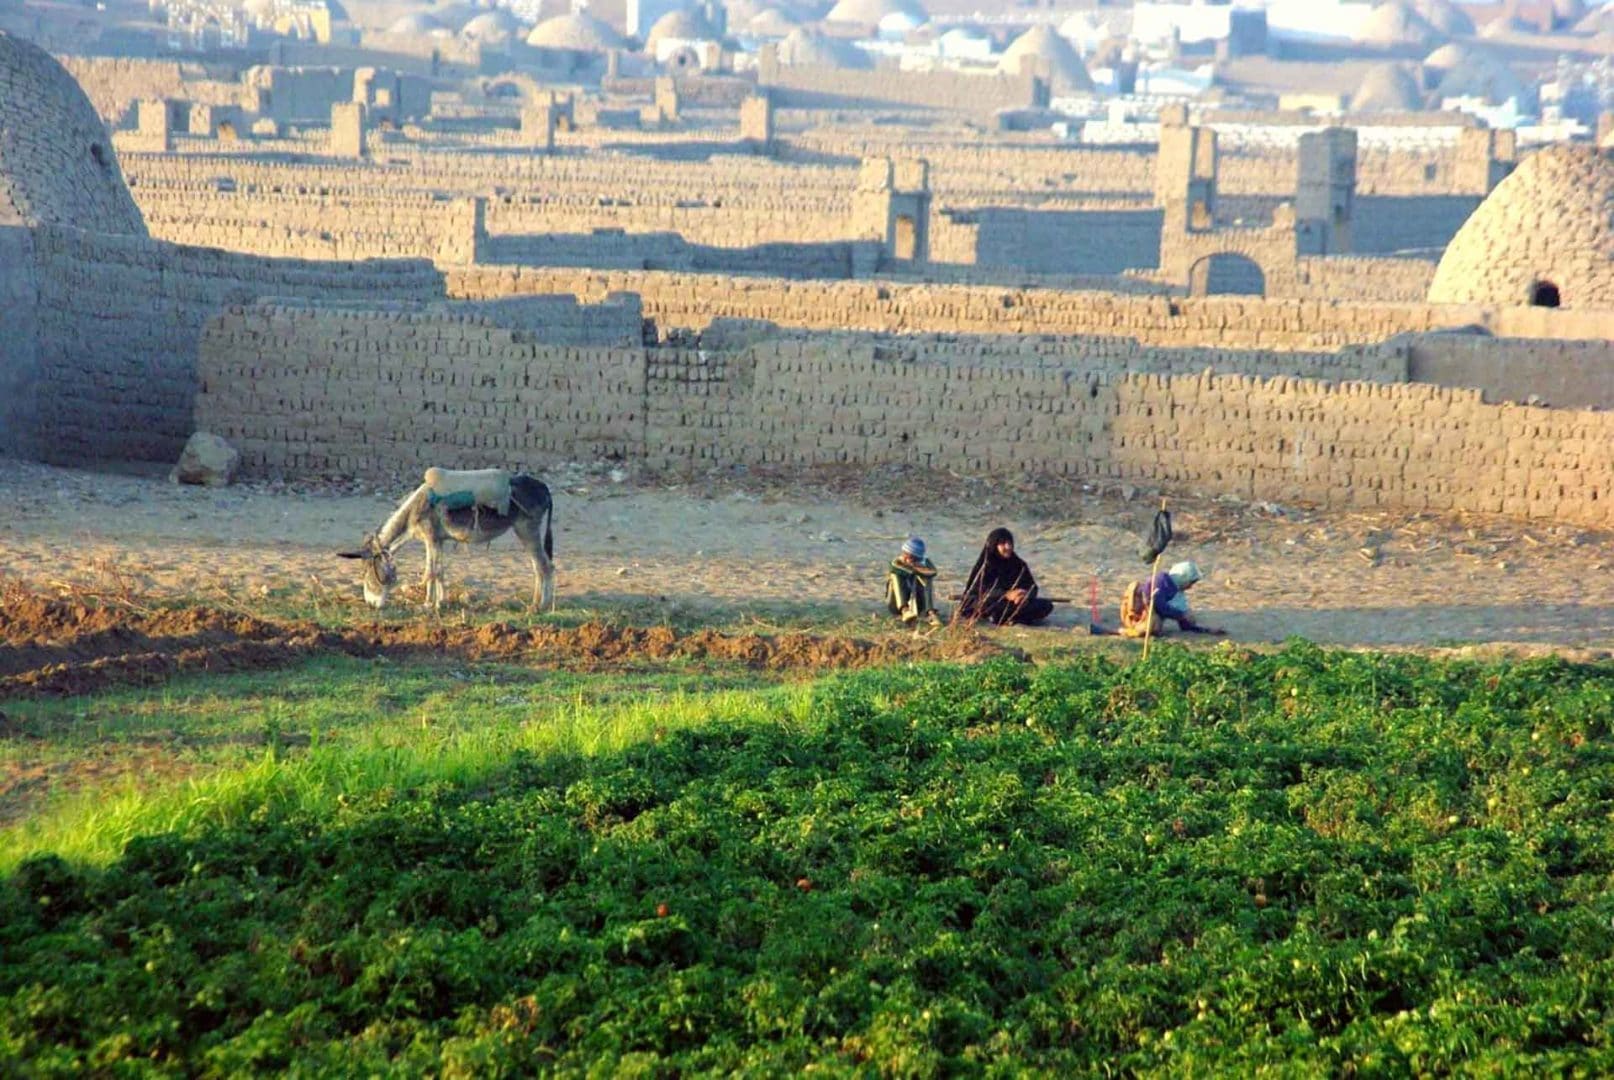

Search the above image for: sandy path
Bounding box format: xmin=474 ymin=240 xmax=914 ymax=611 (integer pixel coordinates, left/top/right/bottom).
xmin=1 ymin=458 xmax=1610 ymax=653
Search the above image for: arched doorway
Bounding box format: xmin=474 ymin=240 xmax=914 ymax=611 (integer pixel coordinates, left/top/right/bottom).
xmin=1530 ymin=281 xmax=1561 ymax=308
xmin=1188 ymin=253 xmax=1265 ymax=298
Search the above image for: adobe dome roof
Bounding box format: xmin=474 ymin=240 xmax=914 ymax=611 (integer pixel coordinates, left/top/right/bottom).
xmin=460 ymin=10 xmax=519 ymax=44
xmin=998 ymin=24 xmax=1094 ymax=91
xmin=646 ymin=7 xmax=718 ymax=49
xmin=1434 ymin=52 xmax=1528 ymax=105
xmin=525 ymin=12 xmax=625 ymax=50
xmin=1410 ymin=0 xmax=1475 ymax=37
xmin=1428 ymin=145 xmax=1614 ymax=310
xmin=1480 ymin=14 xmax=1533 ymax=38
xmin=938 ymin=24 xmax=986 ymax=44
xmin=1422 ymin=42 xmax=1473 ymax=73
xmin=1349 ymin=61 xmax=1427 ymax=111
xmin=1356 ymin=2 xmax=1444 ymax=49
xmin=777 ymin=27 xmax=871 ymax=68
xmin=387 ymin=12 xmax=442 ymax=34
xmin=823 ymin=0 xmax=925 ymax=32
xmin=0 ymin=32 xmax=145 ymax=236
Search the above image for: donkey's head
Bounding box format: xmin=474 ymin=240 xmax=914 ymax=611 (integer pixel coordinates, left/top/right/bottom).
xmin=336 ymin=534 xmax=398 ymax=609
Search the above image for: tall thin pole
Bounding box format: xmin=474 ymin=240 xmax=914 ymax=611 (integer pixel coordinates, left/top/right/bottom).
xmin=1142 ymin=497 xmax=1167 ymax=661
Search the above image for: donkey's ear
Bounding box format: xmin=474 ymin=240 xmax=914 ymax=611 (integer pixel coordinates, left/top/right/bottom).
xmin=335 ymin=550 xmax=364 ymax=559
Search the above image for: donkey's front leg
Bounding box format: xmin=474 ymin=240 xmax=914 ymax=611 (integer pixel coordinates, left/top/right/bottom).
xmin=421 ymin=537 xmax=444 ymax=611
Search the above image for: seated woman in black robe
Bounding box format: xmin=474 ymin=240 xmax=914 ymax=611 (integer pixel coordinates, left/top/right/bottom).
xmin=958 ymin=527 xmax=1055 ymax=626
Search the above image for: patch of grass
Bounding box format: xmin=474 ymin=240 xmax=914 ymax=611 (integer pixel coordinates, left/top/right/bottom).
xmin=0 ymin=659 xmax=783 ymax=869
xmin=2 ymin=645 xmax=1612 ymax=1073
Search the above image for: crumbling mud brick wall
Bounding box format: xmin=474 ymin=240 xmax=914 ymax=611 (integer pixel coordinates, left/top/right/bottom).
xmin=669 ymin=350 xmax=1613 ymax=527
xmin=194 ymin=302 xmax=647 ymax=477
xmin=26 ymin=227 xmax=445 ymax=464
xmin=766 ymin=333 xmax=1409 ymax=383
xmin=123 ymin=152 xmax=868 ymax=260
xmin=129 ymin=184 xmax=467 ymax=261
xmin=448 ymin=268 xmax=1489 ymax=350
xmin=57 ymin=55 xmax=246 ymax=126
xmin=1105 ymin=374 xmax=1612 ymax=525
xmin=197 ymin=309 xmax=1610 ymax=527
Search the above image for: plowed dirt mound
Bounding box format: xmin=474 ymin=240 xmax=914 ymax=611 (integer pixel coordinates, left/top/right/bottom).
xmin=0 ymin=594 xmax=1017 ymax=698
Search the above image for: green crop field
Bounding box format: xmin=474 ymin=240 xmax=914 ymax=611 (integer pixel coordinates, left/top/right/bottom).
xmin=3 ymin=644 xmax=1612 ymax=1075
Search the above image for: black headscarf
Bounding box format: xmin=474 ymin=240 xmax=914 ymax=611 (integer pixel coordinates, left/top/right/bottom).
xmin=962 ymin=526 xmax=1036 ymax=605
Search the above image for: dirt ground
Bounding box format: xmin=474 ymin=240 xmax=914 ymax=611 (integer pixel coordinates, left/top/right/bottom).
xmin=1 ymin=456 xmax=1611 ymax=660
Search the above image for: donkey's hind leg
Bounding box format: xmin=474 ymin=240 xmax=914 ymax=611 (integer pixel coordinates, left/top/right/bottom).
xmin=515 ymin=518 xmax=555 ymax=612
xmin=530 ymin=548 xmax=555 ymax=612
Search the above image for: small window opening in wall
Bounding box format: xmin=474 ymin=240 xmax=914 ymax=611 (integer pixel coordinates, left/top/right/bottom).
xmin=1530 ymin=281 xmax=1561 ymax=308
xmin=89 ymin=142 xmax=108 ymax=169
xmin=1424 ymin=163 xmax=1438 ymax=181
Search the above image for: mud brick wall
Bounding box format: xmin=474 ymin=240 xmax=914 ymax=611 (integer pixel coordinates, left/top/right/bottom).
xmin=1407 ymin=335 xmax=1614 ymax=411
xmin=195 ymin=303 xmax=647 ymax=477
xmin=485 ymin=199 xmax=857 ymax=249
xmin=26 ymin=227 xmax=445 ymax=464
xmin=129 ymin=185 xmax=463 ymax=261
xmin=57 ymin=55 xmax=246 ymax=125
xmin=1351 ymin=195 xmax=1482 ymax=256
xmin=449 ymin=268 xmax=1483 ymax=350
xmin=1292 ymin=257 xmax=1438 ymax=303
xmin=759 ymin=65 xmax=1043 ymax=118
xmin=951 ymin=205 xmax=1164 ymax=275
xmin=827 ymin=333 xmax=1409 ymax=383
xmin=0 ymin=225 xmax=40 ymax=459
xmin=703 ymin=349 xmax=1612 ymax=526
xmin=643 ymin=348 xmax=752 ymax=467
xmin=483 ymin=230 xmax=862 ymax=278
xmin=195 ymin=309 xmax=1611 ymax=526
xmin=1104 ymin=374 xmax=1613 ymax=525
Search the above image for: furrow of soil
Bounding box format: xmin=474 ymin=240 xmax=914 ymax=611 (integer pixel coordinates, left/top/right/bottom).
xmin=0 ymin=596 xmax=1014 ymax=698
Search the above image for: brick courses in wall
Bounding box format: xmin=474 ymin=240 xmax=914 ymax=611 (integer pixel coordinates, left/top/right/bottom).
xmin=25 ymin=226 xmax=448 ymax=464
xmin=196 ymin=303 xmax=648 ymax=475
xmin=447 ymin=267 xmax=1509 ymax=351
xmin=0 ymin=33 xmax=146 ymax=236
xmin=196 ymin=306 xmax=1611 ymax=528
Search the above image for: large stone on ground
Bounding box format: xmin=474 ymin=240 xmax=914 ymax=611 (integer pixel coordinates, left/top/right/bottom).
xmin=171 ymin=432 xmax=240 ymax=487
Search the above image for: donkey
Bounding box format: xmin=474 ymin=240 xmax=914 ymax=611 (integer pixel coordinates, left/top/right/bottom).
xmin=338 ymin=472 xmax=555 ymax=612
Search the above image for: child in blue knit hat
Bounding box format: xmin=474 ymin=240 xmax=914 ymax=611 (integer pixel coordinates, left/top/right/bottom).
xmin=886 ymin=537 xmax=941 ymax=625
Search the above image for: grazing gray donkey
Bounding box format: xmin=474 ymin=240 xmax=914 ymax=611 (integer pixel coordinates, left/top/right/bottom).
xmin=338 ymin=468 xmax=555 ymax=612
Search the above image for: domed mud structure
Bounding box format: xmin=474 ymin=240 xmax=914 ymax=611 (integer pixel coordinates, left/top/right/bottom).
xmin=0 ymin=32 xmax=146 ymax=236
xmin=1428 ymin=145 xmax=1614 ymax=311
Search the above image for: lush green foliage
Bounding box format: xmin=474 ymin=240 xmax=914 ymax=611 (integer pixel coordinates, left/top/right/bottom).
xmin=0 ymin=660 xmax=777 ymax=871
xmin=3 ymin=645 xmax=1613 ymax=1075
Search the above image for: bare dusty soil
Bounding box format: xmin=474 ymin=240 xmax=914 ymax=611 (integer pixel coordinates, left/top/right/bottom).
xmin=0 ymin=457 xmax=1610 ymax=678
xmin=0 ymin=587 xmax=1013 ymax=699
xmin=1 ymin=457 xmax=1609 ymax=821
